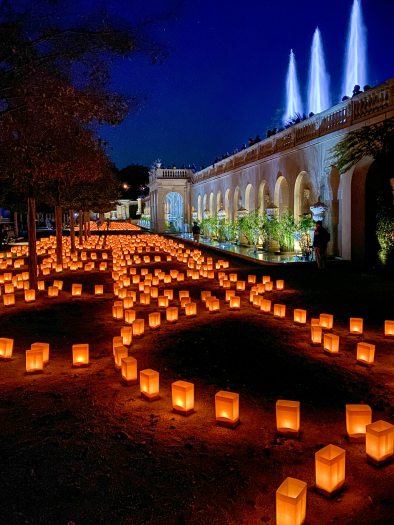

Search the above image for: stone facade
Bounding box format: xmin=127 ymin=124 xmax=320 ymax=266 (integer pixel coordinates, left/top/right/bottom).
xmin=147 ymin=79 xmax=394 ymax=264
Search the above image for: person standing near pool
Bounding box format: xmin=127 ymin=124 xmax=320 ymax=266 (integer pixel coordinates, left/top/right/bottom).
xmin=313 ymin=220 xmax=330 ymax=269
xmin=192 ymin=222 xmax=201 ymax=243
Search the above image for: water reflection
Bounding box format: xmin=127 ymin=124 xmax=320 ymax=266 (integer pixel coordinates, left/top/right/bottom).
xmin=177 ymin=234 xmax=309 ymax=264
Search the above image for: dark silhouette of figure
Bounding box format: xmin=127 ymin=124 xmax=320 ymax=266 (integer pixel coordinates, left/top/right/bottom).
xmin=192 ymin=222 xmax=200 ymax=243
xmin=313 ymin=221 xmax=330 ymax=269
xmin=352 ymin=84 xmax=362 ymax=96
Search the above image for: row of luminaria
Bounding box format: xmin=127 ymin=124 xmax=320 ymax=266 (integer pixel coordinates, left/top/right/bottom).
xmin=1 ymin=233 xmax=393 ymax=525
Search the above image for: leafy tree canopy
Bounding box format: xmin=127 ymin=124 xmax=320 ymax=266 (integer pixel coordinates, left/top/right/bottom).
xmin=331 ymin=118 xmax=394 ymax=173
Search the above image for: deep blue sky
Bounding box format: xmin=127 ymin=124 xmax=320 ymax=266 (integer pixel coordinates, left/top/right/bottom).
xmin=96 ymin=0 xmax=394 ymax=169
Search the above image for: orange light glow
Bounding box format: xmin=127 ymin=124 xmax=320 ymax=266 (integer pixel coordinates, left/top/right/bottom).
xmin=346 ymin=404 xmax=372 ymax=441
xmin=366 ymin=420 xmax=394 ymax=465
xmin=31 ymin=342 xmax=50 ymax=364
xmin=166 ymin=306 xmax=178 ymax=323
xmin=25 ymin=348 xmax=44 ymax=373
xmin=172 ymin=380 xmax=194 ymax=415
xmin=320 ymin=313 xmax=334 ymax=329
xmin=276 ymin=400 xmax=300 ymax=437
xmin=132 ymin=319 xmax=145 ymax=337
xmin=72 ymin=344 xmax=89 ymax=367
xmin=24 ymin=289 xmax=36 ymax=302
xmin=140 ymin=369 xmax=160 ymax=400
xmin=3 ymin=293 xmax=15 ymax=306
xmin=276 ymin=477 xmax=307 ymax=525
xmin=323 ymin=333 xmax=339 ymax=355
xmin=356 ymin=342 xmax=375 ymax=365
xmin=215 ymin=391 xmax=239 ymax=427
xmin=273 ymin=304 xmax=286 ymax=318
xmin=149 ymin=312 xmax=161 ymax=329
xmin=0 ymin=338 xmax=14 ymax=359
xmin=185 ymin=302 xmax=197 ymax=317
xmin=114 ymin=345 xmax=128 ymax=369
xmin=311 ymin=325 xmax=322 ymax=344
xmin=121 ymin=356 xmax=137 ymax=383
xmin=71 ymin=283 xmax=82 ymax=296
xmin=384 ymin=320 xmax=394 ymax=336
xmin=349 ymin=317 xmax=363 ymax=335
xmin=315 ymin=444 xmax=345 ymax=495
xmin=294 ymin=309 xmax=307 ymax=324
xmin=229 ymin=296 xmax=241 ymax=309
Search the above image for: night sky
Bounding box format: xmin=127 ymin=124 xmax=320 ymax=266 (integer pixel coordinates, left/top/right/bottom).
xmin=95 ymin=0 xmax=394 ymax=169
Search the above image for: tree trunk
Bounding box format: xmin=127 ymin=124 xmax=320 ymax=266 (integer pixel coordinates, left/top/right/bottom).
xmin=55 ymin=205 xmax=63 ymax=265
xmin=27 ymin=196 xmax=38 ymax=291
xmin=78 ymin=209 xmax=83 ymax=245
xmin=13 ymin=211 xmax=19 ymax=238
xmin=69 ymin=209 xmax=76 ymax=254
xmin=86 ymin=212 xmax=91 ymax=237
xmin=82 ymin=211 xmax=86 ymax=241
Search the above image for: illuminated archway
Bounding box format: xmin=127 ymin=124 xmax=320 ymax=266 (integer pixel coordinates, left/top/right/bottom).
xmin=197 ymin=194 xmax=202 ymax=221
xmin=257 ymin=181 xmax=269 ymax=213
xmin=234 ymin=186 xmax=241 ymax=213
xmin=203 ymin=194 xmax=208 ymax=216
xmin=209 ymin=192 xmax=214 ymax=216
xmin=245 ymin=183 xmax=255 ymax=212
xmin=274 ymin=176 xmax=289 ymax=217
xmin=164 ymin=192 xmax=183 ymax=232
xmin=225 ymin=188 xmax=232 ymax=219
xmin=294 ymin=171 xmax=315 ymax=221
xmin=216 ymin=191 xmax=222 ymax=214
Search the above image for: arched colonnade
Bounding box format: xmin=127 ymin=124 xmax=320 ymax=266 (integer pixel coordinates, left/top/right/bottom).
xmin=195 ymin=171 xmax=319 ymax=223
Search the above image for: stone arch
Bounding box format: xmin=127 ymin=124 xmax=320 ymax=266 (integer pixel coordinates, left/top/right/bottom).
xmin=216 ymin=191 xmax=222 ymax=214
xmin=209 ymin=192 xmax=214 ymax=216
xmin=294 ymin=171 xmax=316 ymax=222
xmin=328 ymin=166 xmax=340 ymax=256
xmin=225 ymin=188 xmax=232 ymax=219
xmin=257 ymin=181 xmax=269 ymax=213
xmin=164 ymin=191 xmax=184 ymax=232
xmin=245 ymin=183 xmax=255 ymax=212
xmin=274 ymin=175 xmax=289 ymax=217
xmin=203 ymin=194 xmax=208 ymax=217
xmin=197 ymin=194 xmax=202 ymax=222
xmin=351 ymin=157 xmax=391 ymax=268
xmin=337 ymin=158 xmax=372 ymax=265
xmin=233 ymin=186 xmax=241 ymax=214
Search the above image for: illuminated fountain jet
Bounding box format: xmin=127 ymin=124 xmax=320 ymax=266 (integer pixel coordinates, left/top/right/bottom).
xmin=342 ymin=0 xmax=368 ymax=98
xmin=283 ymin=49 xmax=303 ymax=126
xmin=308 ymin=27 xmax=331 ymax=115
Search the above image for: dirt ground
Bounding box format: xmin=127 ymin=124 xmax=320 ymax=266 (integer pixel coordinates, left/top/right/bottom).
xmin=1 ymin=238 xmax=394 ymax=525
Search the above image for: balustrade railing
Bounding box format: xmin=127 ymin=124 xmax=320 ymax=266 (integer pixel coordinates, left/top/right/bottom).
xmin=351 ymin=83 xmax=393 ymax=121
xmin=320 ymin=106 xmax=349 ymax=133
xmin=295 ymin=120 xmax=319 ymax=143
xmin=150 ymin=168 xmax=193 ymax=183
